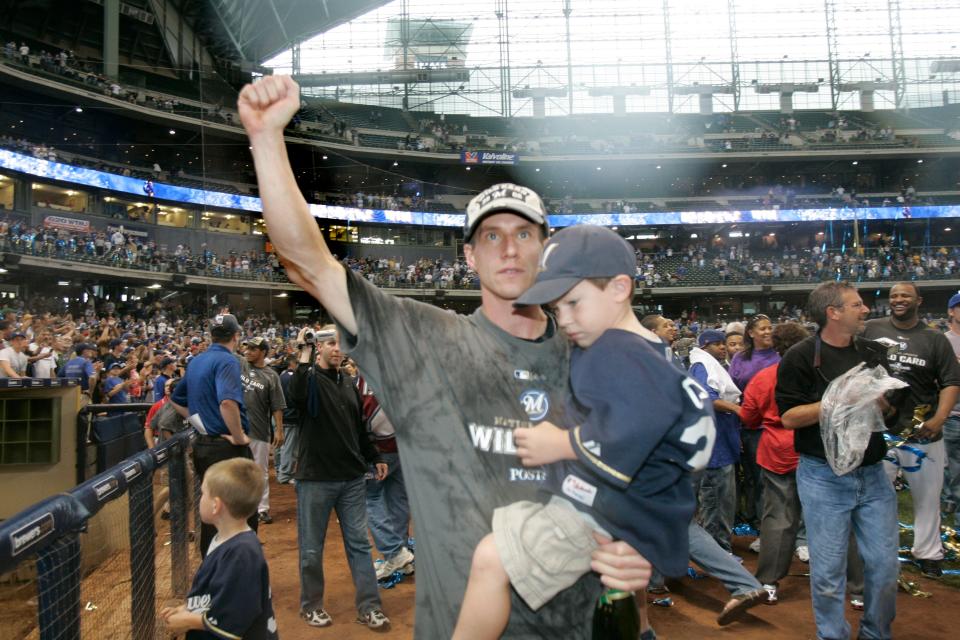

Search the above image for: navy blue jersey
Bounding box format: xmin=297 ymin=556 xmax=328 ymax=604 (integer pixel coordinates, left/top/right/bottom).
xmin=61 ymin=356 xmax=94 ymax=390
xmin=170 ymin=344 xmax=248 ymax=436
xmin=543 ymin=329 xmax=716 ymax=577
xmin=185 ymin=530 xmax=277 ymax=640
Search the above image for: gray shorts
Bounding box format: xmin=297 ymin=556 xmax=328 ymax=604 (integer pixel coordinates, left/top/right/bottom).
xmin=492 ymin=498 xmax=599 ymax=610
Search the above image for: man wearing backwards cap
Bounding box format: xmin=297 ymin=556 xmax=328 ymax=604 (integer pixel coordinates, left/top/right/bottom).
xmin=239 ymin=73 xmax=652 ymax=638
xmin=454 ymin=225 xmax=715 ymax=639
xmin=171 ymin=313 xmax=258 ymax=557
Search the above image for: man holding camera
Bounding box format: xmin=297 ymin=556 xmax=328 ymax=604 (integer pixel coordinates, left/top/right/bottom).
xmin=862 ymin=282 xmax=960 ymax=579
xmin=776 ymin=282 xmax=899 ymax=640
xmin=288 ymin=325 xmax=389 ymax=631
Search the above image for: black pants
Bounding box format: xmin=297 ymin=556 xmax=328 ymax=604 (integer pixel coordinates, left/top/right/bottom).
xmin=192 ymin=435 xmax=258 ymax=557
xmin=738 ymin=429 xmax=764 ymax=528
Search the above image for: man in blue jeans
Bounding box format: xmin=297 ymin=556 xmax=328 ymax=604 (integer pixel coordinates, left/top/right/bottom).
xmin=942 ymin=294 xmax=960 ymax=526
xmin=776 ymin=282 xmax=899 ymax=640
xmin=288 ymin=325 xmax=390 ymax=631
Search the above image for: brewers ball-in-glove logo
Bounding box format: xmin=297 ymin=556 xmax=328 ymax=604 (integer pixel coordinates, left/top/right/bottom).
xmin=520 ymin=389 xmax=549 ymax=421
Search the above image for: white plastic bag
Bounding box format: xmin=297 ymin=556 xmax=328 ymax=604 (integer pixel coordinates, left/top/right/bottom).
xmin=819 ymin=363 xmax=908 ymax=476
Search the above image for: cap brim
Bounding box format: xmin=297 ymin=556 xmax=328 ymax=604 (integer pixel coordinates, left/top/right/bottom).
xmin=514 ymin=276 xmax=582 ymax=307
xmin=465 ymin=206 xmax=546 ymax=243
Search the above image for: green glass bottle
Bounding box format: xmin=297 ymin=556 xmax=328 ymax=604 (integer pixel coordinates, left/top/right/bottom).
xmin=592 ymin=588 xmax=640 ymax=640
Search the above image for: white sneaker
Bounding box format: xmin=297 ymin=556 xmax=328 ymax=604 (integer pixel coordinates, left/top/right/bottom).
xmin=375 ymin=546 xmax=414 ymax=580
xmin=749 ymin=538 xmax=761 ymax=553
xmin=301 ymin=608 xmax=332 ymax=627
xmin=796 ymin=545 xmax=810 ymax=563
xmin=356 ymin=608 xmax=390 ymax=631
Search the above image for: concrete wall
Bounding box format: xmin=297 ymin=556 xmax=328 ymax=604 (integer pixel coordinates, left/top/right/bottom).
xmin=0 ymin=386 xmax=81 ymax=520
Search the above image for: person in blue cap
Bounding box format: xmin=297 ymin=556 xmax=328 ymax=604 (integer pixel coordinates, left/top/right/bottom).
xmin=453 ymin=224 xmax=717 ymax=640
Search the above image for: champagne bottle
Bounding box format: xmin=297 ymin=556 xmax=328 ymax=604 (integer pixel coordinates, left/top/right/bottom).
xmin=592 ymin=588 xmax=640 ymax=640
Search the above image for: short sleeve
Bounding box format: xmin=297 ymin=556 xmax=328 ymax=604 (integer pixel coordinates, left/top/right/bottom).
xmin=170 ymin=375 xmax=188 ymax=406
xmin=201 ymin=544 xmax=264 ymax=638
xmin=775 ymin=345 xmax=815 ymax=417
xmin=214 ymin=358 xmax=244 ymax=405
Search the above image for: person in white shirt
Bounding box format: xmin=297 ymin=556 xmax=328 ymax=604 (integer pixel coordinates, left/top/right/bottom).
xmin=0 ymin=333 xmax=29 ymax=378
xmin=29 ymin=333 xmax=59 ymax=379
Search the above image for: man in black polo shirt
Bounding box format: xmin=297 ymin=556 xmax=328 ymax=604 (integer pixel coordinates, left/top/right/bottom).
xmin=863 ymin=282 xmax=960 ymax=579
xmin=171 ymin=313 xmax=257 ymax=557
xmin=776 ymin=281 xmax=899 ymax=640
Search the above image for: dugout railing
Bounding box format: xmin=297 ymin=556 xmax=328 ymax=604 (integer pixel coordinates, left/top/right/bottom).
xmin=0 ymin=405 xmax=199 ymax=640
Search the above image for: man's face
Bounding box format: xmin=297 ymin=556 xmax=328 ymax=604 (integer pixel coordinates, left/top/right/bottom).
xmin=888 ymin=284 xmax=920 ymax=321
xmin=656 ymin=318 xmax=677 ymax=343
xmin=9 ymin=337 xmax=26 ymax=353
xmin=244 ymin=346 xmax=265 ymax=366
xmin=724 ymin=334 xmax=744 ymax=357
xmin=317 ymin=335 xmax=343 ymax=369
xmin=463 ymin=213 xmax=545 ymax=303
xmin=949 ymin=305 xmax=960 ymax=326
xmin=551 ymin=279 xmax=624 ymax=349
xmin=702 ymin=341 xmax=727 ymax=361
xmin=831 ymin=289 xmax=869 ymax=334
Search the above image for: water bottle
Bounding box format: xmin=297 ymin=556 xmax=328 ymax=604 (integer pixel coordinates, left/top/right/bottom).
xmin=591 ymin=588 xmax=640 ymax=640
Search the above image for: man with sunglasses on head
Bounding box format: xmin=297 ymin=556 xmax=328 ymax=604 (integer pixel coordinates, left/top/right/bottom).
xmin=775 ymin=282 xmax=899 ymax=640
xmin=862 ymin=282 xmax=960 ymax=579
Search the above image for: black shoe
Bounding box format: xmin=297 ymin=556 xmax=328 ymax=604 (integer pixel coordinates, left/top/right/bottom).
xmin=918 ymin=559 xmax=942 ymax=579
xmin=258 ymin=511 xmax=273 ymax=524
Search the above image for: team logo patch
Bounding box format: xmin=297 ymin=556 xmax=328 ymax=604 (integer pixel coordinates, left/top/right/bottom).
xmin=519 ymin=389 xmax=549 ymax=421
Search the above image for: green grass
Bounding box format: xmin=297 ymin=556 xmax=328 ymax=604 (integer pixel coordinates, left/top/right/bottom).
xmin=896 ymin=489 xmax=960 ymax=589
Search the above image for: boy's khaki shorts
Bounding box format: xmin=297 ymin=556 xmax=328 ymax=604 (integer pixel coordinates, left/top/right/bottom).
xmin=492 ymin=499 xmax=598 ymax=610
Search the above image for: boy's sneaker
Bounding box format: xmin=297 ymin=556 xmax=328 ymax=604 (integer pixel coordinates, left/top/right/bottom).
xmin=749 ymin=538 xmax=761 ymax=553
xmin=761 ymin=583 xmax=778 ymax=605
xmin=356 ymin=608 xmax=390 ymax=631
xmin=258 ymin=511 xmax=273 ymax=524
xmin=795 ymin=546 xmax=810 ymax=563
xmin=375 ymin=547 xmax=414 ymax=580
xmin=301 ymin=608 xmax=332 ymax=627
xmin=918 ymin=559 xmax=943 ymax=579
xmin=717 ymin=588 xmax=765 ymax=626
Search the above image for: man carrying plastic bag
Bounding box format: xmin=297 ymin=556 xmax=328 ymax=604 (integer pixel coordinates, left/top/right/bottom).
xmin=775 ymin=282 xmax=901 ymax=640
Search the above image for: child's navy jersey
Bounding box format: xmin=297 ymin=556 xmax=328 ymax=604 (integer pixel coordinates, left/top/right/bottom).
xmin=543 ymin=329 xmax=716 ymax=577
xmin=185 ymin=530 xmax=278 ymax=640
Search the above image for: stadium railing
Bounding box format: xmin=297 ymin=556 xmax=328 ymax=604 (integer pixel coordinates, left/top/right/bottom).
xmin=0 ymin=405 xmax=199 ymax=640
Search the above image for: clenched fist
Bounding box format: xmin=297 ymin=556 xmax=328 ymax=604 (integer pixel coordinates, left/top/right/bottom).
xmin=237 ymin=75 xmax=302 ymax=138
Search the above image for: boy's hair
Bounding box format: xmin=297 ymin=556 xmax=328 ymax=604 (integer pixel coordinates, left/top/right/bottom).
xmin=584 ymin=277 xmax=613 ymax=291
xmin=204 ymin=458 xmax=264 ymax=520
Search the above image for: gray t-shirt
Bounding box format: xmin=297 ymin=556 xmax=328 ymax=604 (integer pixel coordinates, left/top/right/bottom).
xmin=339 ymin=269 xmax=602 ymax=639
xmin=241 ymin=363 xmax=286 ymax=443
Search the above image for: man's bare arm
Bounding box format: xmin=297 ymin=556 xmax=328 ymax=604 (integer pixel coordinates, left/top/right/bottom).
xmin=238 ymin=75 xmax=356 ymax=335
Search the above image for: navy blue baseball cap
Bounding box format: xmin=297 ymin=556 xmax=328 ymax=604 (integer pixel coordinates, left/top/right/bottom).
xmin=698 ymin=329 xmax=726 ymax=347
xmin=949 ymin=293 xmax=960 ymax=310
xmin=514 ymin=225 xmax=635 ymax=307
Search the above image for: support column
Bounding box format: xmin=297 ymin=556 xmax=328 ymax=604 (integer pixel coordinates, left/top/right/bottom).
xmin=103 ymin=0 xmax=120 ymax=78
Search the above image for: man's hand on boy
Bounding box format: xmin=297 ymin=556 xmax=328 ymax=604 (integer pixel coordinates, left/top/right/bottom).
xmin=514 ymin=421 xmax=576 ymax=467
xmin=374 ymin=462 xmax=388 ymax=481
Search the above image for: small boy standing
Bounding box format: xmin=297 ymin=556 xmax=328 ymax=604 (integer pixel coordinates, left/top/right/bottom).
xmin=161 ymin=458 xmax=278 ymax=639
xmin=453 ymin=225 xmax=716 ymax=639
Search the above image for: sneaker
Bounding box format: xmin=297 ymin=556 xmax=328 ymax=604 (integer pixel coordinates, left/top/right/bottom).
xmin=850 ymin=596 xmax=864 ymax=611
xmin=749 ymin=538 xmax=761 ymax=553
xmin=717 ymin=588 xmax=765 ymax=626
xmin=918 ymin=559 xmax=943 ymax=579
xmin=301 ymin=608 xmax=332 ymax=627
xmin=761 ymin=583 xmax=778 ymax=605
xmin=375 ymin=547 xmax=414 ymax=580
xmin=258 ymin=511 xmax=273 ymax=524
xmin=795 ymin=545 xmax=810 ymax=563
xmin=356 ymin=608 xmax=390 ymax=631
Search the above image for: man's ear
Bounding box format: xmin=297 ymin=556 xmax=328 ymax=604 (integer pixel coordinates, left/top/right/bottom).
xmin=463 ymin=242 xmax=476 ymax=271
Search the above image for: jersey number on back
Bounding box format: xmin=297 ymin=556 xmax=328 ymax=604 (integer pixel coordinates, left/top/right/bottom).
xmin=679 ymin=378 xmax=716 ymax=471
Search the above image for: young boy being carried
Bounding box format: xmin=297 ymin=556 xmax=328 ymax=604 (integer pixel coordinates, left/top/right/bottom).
xmin=161 ymin=458 xmax=278 ymax=639
xmin=453 ymin=225 xmax=717 ymax=639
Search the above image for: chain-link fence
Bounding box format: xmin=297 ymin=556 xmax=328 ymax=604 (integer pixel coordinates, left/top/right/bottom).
xmin=0 ymin=420 xmax=198 ymax=640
